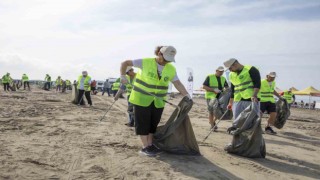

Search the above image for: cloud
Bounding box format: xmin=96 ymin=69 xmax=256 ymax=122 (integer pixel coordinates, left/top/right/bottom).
xmin=0 ymin=0 xmax=320 ymax=90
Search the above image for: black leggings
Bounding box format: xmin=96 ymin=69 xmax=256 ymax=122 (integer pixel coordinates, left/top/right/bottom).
xmin=134 ymin=102 xmax=164 ymax=135
xmin=3 ymin=83 xmax=10 ymax=91
xmin=24 ymin=81 xmax=30 ymax=89
xmin=78 ymin=90 xmax=92 ymax=105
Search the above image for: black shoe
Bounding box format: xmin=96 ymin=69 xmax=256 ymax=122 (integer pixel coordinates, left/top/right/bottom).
xmin=148 ymin=144 xmax=163 ymax=154
xmin=139 ymin=146 xmax=157 ymax=157
xmin=125 ymin=123 xmax=134 ymax=127
xmin=265 ymin=126 xmax=277 ymax=135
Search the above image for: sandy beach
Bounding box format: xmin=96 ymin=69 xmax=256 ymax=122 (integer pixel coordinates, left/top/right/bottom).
xmin=0 ymin=86 xmax=319 ymax=180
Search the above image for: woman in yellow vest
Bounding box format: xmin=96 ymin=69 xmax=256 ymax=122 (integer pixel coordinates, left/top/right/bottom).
xmin=259 ymin=72 xmax=282 ymax=135
xmin=203 ymin=66 xmax=228 ymax=131
xmin=119 ymin=46 xmax=190 ymax=156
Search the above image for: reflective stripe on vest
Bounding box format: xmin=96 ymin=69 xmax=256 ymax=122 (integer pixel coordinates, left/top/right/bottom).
xmin=259 ymin=79 xmax=275 ymax=103
xmin=283 ymin=91 xmax=293 ymax=103
xmin=129 ymin=58 xmax=176 ymax=108
xmin=229 ymin=65 xmax=255 ymax=102
xmin=77 ymin=75 xmax=91 ymax=91
xmin=205 ymin=74 xmax=226 ymax=99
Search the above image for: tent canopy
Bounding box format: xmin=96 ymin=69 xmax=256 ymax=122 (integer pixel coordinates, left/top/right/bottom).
xmin=292 ymin=86 xmax=320 ymax=97
xmin=290 ymin=87 xmax=299 ymax=92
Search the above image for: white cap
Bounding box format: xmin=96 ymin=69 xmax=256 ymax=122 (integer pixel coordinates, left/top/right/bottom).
xmin=216 ymin=66 xmax=224 ymax=72
xmin=126 ymin=66 xmax=133 ymax=73
xmin=268 ymin=72 xmax=276 ymax=77
xmin=160 ymin=46 xmax=177 ymax=62
xmin=223 ymin=58 xmax=237 ymax=68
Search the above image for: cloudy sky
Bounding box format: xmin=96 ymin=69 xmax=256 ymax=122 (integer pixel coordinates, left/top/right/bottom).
xmin=1 ymin=0 xmax=320 ymax=91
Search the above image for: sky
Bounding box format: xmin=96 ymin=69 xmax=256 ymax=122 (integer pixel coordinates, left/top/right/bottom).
xmin=1 ymin=0 xmax=320 ymax=91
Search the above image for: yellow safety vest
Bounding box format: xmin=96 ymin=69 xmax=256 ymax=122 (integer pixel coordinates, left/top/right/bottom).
xmin=56 ymin=78 xmax=62 ymax=85
xmin=259 ymin=79 xmax=275 ymax=103
xmin=229 ymin=65 xmax=256 ymax=102
xmin=22 ymin=75 xmax=29 ymax=82
xmin=126 ymin=75 xmax=135 ymax=97
xmin=2 ymin=75 xmax=10 ymax=83
xmin=77 ymin=75 xmax=91 ymax=91
xmin=283 ymin=91 xmax=293 ymax=103
xmin=112 ymin=81 xmax=120 ymax=91
xmin=129 ymin=58 xmax=176 ymax=108
xmin=205 ymin=74 xmax=226 ymax=99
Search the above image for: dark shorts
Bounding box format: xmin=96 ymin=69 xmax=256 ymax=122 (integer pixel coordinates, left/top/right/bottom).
xmin=260 ymin=102 xmax=276 ymax=114
xmin=134 ymin=102 xmax=164 ymax=135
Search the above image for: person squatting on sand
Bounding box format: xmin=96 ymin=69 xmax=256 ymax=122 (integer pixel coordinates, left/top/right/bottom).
xmin=77 ymin=71 xmax=93 ymax=106
xmin=202 ymin=66 xmax=228 ymax=131
xmin=224 ymin=58 xmax=261 ymax=131
xmin=259 ymin=72 xmax=283 ymax=135
xmin=119 ymin=45 xmax=191 ymax=156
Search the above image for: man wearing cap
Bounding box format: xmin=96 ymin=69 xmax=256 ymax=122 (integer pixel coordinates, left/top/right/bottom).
xmin=77 ymin=71 xmax=93 ymax=106
xmin=119 ymin=45 xmax=191 ymax=156
xmin=224 ymin=58 xmax=261 ymax=128
xmin=203 ymin=66 xmax=229 ymax=131
xmin=259 ymin=72 xmax=282 ymax=134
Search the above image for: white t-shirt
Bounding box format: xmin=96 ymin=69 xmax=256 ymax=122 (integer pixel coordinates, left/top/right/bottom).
xmin=132 ymin=59 xmax=179 ymax=82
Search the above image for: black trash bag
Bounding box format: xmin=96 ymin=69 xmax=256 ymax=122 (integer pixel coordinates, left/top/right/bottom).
xmin=224 ymin=103 xmax=266 ymax=158
xmin=153 ymin=97 xmax=200 ymax=155
xmin=212 ymin=88 xmax=233 ymax=120
xmin=71 ymin=84 xmax=84 ymax=105
xmin=274 ymin=99 xmax=290 ymax=129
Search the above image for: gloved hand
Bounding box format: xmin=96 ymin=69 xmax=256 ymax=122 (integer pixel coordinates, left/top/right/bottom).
xmin=120 ymin=75 xmax=128 ymax=84
xmin=227 ymin=126 xmax=237 ymax=134
xmin=227 ymin=103 xmax=232 ymax=110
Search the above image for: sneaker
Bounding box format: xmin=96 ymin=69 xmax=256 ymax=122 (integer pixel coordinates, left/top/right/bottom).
xmin=139 ymin=147 xmax=156 ymax=157
xmin=125 ymin=123 xmax=134 ymax=127
xmin=265 ymin=126 xmax=277 ymax=135
xmin=211 ymin=123 xmax=218 ymax=131
xmin=149 ymin=144 xmax=163 ymax=154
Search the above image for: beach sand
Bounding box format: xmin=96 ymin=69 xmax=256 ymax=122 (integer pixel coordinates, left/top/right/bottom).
xmin=0 ymin=86 xmax=319 ymax=180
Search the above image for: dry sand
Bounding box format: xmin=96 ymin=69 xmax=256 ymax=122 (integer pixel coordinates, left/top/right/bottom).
xmin=0 ymin=86 xmax=319 ymax=180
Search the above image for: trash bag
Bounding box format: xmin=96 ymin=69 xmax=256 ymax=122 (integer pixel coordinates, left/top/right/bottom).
xmin=153 ymin=96 xmax=200 ymax=155
xmin=274 ymin=99 xmax=290 ymax=129
xmin=212 ymin=88 xmax=233 ymax=120
xmin=224 ymin=103 xmax=266 ymax=158
xmin=71 ymin=84 xmax=79 ymax=104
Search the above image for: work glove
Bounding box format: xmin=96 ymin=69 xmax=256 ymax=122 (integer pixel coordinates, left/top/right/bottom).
xmin=227 ymin=103 xmax=232 ymax=110
xmin=227 ymin=126 xmax=237 ymax=134
xmin=120 ymin=75 xmax=128 ymax=84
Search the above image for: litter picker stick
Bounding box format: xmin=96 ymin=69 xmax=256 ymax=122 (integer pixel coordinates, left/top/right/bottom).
xmin=202 ymin=109 xmax=230 ymax=143
xmin=99 ymin=100 xmax=116 ymax=122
